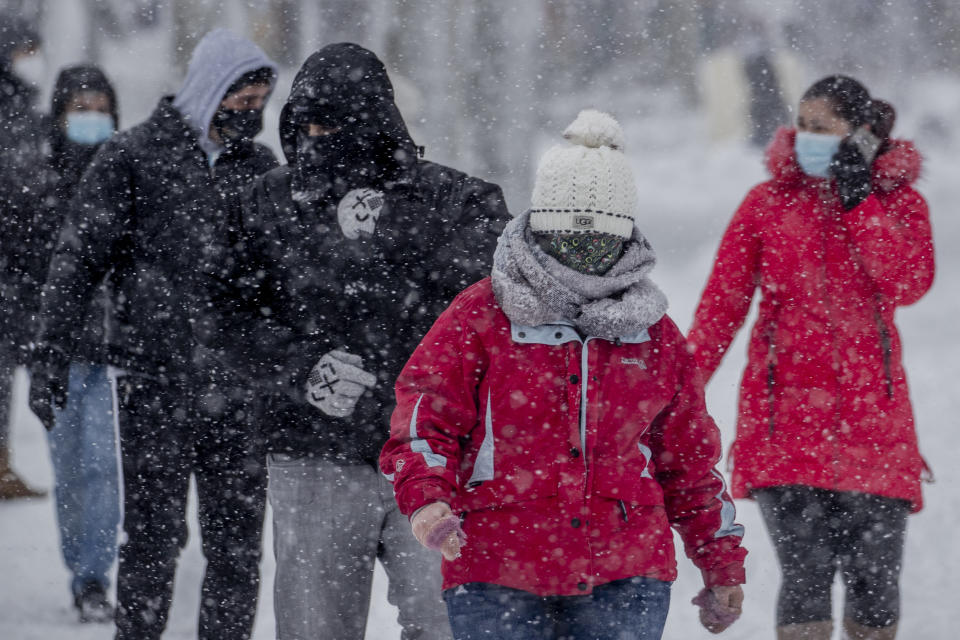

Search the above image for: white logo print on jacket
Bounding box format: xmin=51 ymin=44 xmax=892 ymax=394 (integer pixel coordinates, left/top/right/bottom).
xmin=338 ymin=188 xmax=385 ymax=239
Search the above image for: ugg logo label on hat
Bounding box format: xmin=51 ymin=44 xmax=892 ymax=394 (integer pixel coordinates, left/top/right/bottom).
xmin=572 ymin=215 xmax=595 ymax=229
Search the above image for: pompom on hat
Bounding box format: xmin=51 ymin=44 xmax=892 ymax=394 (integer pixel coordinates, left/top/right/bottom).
xmin=529 ymin=109 xmax=639 ymax=239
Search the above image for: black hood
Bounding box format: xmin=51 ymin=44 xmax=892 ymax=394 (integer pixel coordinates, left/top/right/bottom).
xmin=279 ymin=43 xmax=417 ymax=171
xmin=49 ymin=64 xmax=118 ymax=158
xmin=51 ymin=64 xmax=118 ymax=124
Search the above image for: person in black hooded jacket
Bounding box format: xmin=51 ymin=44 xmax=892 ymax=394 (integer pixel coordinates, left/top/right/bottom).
xmin=32 ymin=30 xmax=279 ymax=640
xmin=0 ymin=14 xmax=46 ymax=500
xmin=195 ymin=43 xmax=509 ymax=640
xmin=38 ymin=63 xmax=122 ymax=623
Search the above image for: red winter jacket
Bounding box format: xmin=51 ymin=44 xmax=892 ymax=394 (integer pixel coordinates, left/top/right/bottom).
xmin=689 ymin=127 xmax=934 ymax=511
xmin=381 ymin=278 xmax=747 ymax=596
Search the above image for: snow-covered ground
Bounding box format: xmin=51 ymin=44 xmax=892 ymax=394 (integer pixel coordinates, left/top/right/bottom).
xmin=2 ymin=83 xmax=959 ymax=639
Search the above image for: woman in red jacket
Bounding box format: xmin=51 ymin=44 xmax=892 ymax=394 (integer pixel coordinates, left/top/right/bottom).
xmin=689 ymin=76 xmax=934 ymax=640
xmin=381 ymin=110 xmax=747 ymax=640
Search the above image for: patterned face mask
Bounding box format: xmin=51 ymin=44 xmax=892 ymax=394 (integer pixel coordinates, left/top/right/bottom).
xmin=538 ymin=232 xmax=625 ymax=275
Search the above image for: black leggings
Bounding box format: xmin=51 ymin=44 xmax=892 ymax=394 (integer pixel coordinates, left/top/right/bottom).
xmin=755 ymin=485 xmax=908 ymax=628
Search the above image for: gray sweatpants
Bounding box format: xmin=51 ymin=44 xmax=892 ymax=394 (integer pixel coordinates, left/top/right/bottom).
xmin=268 ymin=454 xmax=451 ymax=640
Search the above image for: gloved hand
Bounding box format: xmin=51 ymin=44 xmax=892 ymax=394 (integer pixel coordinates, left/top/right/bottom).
xmin=692 ymin=585 xmax=743 ymax=634
xmin=830 ymin=136 xmax=873 ymax=211
xmin=411 ymin=501 xmax=466 ymax=561
xmin=306 ymin=349 xmax=377 ymax=418
xmin=28 ymin=345 xmax=70 ymax=431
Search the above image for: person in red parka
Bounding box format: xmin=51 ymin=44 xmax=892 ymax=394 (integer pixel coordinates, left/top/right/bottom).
xmin=688 ymin=76 xmax=934 ymax=640
xmin=381 ymin=110 xmax=747 ymax=640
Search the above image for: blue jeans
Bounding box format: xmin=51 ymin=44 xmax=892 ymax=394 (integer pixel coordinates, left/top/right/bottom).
xmin=443 ymin=577 xmax=671 ymax=640
xmin=47 ymin=362 xmax=119 ymax=596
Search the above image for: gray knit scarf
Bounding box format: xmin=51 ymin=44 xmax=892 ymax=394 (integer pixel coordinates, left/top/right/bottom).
xmin=491 ymin=211 xmax=668 ymax=340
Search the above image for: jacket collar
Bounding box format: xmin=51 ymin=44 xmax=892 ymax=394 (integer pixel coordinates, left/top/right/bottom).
xmin=765 ymin=126 xmax=923 ymax=194
xmin=510 ymin=321 xmax=650 ymax=346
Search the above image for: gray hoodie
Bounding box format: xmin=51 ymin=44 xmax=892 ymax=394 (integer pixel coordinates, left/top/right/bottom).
xmin=173 ymin=28 xmax=276 ymax=156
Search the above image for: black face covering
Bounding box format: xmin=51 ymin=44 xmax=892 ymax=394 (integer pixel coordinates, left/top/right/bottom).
xmin=212 ymin=108 xmax=263 ymax=144
xmin=293 ymin=130 xmax=381 ymax=201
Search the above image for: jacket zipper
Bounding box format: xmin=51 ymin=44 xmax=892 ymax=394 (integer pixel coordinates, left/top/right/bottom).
xmin=819 ymin=206 xmax=843 ymax=485
xmin=766 ymin=330 xmax=776 ymax=437
xmin=764 ymin=301 xmax=780 ymax=437
xmin=578 ymin=338 xmax=594 ymax=464
xmin=872 ymin=300 xmax=895 ymax=399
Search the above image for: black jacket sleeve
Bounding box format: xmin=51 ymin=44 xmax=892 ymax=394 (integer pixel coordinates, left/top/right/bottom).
xmin=411 ymin=163 xmax=509 ymax=311
xmin=194 ymin=174 xmax=332 ymax=402
xmin=442 ymin=171 xmax=508 ymax=286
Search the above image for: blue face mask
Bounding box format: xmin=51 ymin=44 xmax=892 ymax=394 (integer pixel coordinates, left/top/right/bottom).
xmin=65 ymin=111 xmax=114 ymax=146
xmin=794 ymin=131 xmax=842 ymax=178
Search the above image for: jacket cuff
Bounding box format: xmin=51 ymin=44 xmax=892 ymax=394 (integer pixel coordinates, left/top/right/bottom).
xmin=701 ymin=562 xmax=746 ymax=588
xmin=397 ymin=478 xmax=457 ymax=517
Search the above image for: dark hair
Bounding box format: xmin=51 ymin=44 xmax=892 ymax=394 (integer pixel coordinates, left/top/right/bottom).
xmin=802 ymin=75 xmax=896 ymax=145
xmin=224 ymin=66 xmax=276 ymax=98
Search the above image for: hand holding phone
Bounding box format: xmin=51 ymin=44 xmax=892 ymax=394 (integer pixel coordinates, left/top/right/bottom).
xmin=831 ymin=128 xmax=877 ymax=210
xmin=848 ymin=126 xmax=882 ymax=166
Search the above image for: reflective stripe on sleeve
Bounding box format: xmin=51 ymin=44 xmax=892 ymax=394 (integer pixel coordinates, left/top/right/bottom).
xmin=409 ymin=393 xmax=447 ymax=468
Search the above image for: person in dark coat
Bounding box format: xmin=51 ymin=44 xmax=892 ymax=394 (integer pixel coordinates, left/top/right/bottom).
xmin=0 ymin=14 xmax=46 ymax=500
xmin=195 ymin=42 xmax=509 ymax=640
xmin=35 ymin=63 xmax=122 ymax=624
xmin=31 ymin=30 xmax=279 ymax=640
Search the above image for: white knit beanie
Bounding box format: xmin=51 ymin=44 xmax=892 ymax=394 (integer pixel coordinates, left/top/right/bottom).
xmin=529 ymin=109 xmax=638 ymax=239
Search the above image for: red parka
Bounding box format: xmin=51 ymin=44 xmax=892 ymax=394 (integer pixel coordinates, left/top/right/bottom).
xmin=381 ymin=278 xmax=747 ymax=596
xmin=689 ymin=127 xmax=934 ymax=511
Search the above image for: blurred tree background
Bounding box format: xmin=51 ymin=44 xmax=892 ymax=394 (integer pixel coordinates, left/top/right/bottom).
xmin=4 ymin=0 xmax=960 ymax=206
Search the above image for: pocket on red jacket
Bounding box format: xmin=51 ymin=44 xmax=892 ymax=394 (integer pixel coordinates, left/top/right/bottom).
xmin=591 ymin=476 xmax=668 ymax=535
xmin=592 ymin=474 xmax=665 ymax=507
xmin=455 ymin=463 xmax=559 ymax=513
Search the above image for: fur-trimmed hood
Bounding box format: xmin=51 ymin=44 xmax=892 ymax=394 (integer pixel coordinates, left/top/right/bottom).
xmin=765 ymin=126 xmax=922 ymax=194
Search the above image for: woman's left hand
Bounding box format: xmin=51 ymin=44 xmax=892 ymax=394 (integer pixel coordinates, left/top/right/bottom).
xmin=692 ymin=585 xmax=743 ymax=633
xmin=830 ymin=140 xmax=873 ymax=211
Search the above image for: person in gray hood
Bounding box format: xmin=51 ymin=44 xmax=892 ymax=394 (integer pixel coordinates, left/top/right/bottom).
xmin=32 ymin=29 xmax=278 ymax=640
